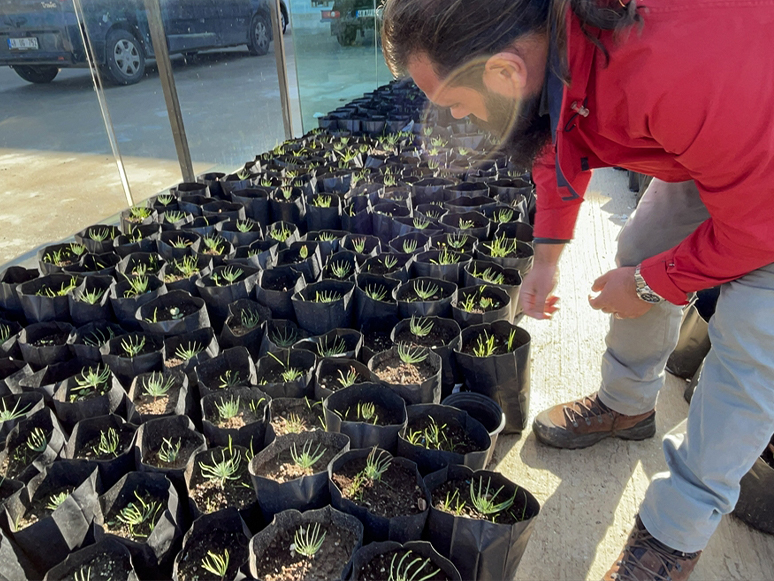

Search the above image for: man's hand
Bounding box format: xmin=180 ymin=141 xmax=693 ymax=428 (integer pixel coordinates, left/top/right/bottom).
xmin=521 ymin=262 xmax=560 ymax=319
xmin=588 ymin=266 xmax=653 ymax=319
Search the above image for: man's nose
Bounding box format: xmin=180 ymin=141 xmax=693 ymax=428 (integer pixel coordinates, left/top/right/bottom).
xmin=450 ymin=106 xmax=470 ymax=119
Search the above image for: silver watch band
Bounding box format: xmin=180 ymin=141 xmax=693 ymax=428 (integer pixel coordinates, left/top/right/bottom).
xmin=634 ymin=264 xmax=665 ymax=303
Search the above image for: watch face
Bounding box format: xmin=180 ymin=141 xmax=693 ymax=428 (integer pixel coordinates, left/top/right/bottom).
xmin=640 ymin=292 xmax=662 ymax=304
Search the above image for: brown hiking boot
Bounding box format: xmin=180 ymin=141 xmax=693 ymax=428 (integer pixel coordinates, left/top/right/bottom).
xmin=532 ymin=392 xmax=655 ymax=449
xmin=604 ymin=516 xmax=701 ymax=581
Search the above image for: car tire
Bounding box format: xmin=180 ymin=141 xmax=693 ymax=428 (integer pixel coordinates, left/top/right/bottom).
xmin=248 ymin=12 xmax=271 ymax=56
xmin=12 ymin=65 xmax=59 ymax=84
xmin=281 ymin=4 xmax=289 ymax=34
xmin=104 ymin=29 xmax=145 ymax=85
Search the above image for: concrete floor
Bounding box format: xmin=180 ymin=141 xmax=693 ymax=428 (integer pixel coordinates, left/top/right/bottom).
xmin=501 ymin=168 xmax=774 ymax=580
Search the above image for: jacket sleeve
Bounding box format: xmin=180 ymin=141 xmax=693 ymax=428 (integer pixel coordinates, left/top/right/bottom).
xmin=639 ymin=84 xmax=774 ymax=305
xmin=532 ymin=148 xmax=590 ymax=242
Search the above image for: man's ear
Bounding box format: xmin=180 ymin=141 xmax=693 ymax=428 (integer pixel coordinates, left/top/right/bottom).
xmin=483 ymin=52 xmax=528 ymax=98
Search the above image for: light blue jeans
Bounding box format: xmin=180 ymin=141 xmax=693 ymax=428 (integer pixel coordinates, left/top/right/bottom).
xmin=597 ymin=178 xmax=774 ymax=553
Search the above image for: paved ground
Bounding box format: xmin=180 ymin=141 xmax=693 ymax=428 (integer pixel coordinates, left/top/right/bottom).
xmin=503 ymin=168 xmax=774 ymax=580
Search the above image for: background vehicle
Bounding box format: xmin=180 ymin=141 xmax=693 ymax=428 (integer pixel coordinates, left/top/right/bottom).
xmin=321 ymin=0 xmax=380 ymax=47
xmin=0 ymin=0 xmax=289 ymax=86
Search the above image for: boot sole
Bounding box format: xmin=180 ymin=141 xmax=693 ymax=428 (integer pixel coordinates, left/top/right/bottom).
xmin=533 ymin=415 xmax=656 ymax=450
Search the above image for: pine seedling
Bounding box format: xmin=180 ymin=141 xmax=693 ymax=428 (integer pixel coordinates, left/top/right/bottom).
xmin=169 ymin=255 xmax=200 ymax=279
xmin=155 ymin=193 xmax=174 ymax=206
xmin=164 ymin=211 xmax=186 ymax=224
xmin=129 ymin=206 xmax=152 ymax=220
xmin=383 ymin=255 xmax=398 ymax=270
xmin=26 ymin=427 xmax=48 ymax=453
xmin=484 ymin=235 xmax=517 ymax=258
xmin=202 ymin=234 xmax=226 ymax=255
xmin=212 ymin=266 xmax=244 ymax=287
xmin=282 ymin=367 xmax=304 ymax=382
xmin=458 ymin=219 xmax=475 ymax=230
xmin=45 ymin=491 xmax=69 ymax=512
xmin=143 ymin=372 xmax=174 ymax=398
xmin=317 ymin=231 xmax=338 ymax=242
xmin=409 ymin=315 xmax=434 ymax=338
xmin=313 ymin=195 xmax=333 ymax=208
xmin=388 ymin=550 xmax=440 ymax=581
xmin=329 ymin=260 xmax=352 ymax=279
xmin=413 ymin=216 xmax=430 ymax=230
xmin=175 ymin=341 xmax=203 ymax=362
xmin=507 ymin=328 xmax=518 ymax=352
xmin=78 ymin=287 xmax=105 ymax=304
xmin=235 ymin=219 xmax=255 ymax=233
xmin=293 ymin=523 xmax=326 ymax=558
xmin=364 ymin=284 xmax=389 ymax=302
xmin=397 ymin=343 xmax=429 ymax=365
xmin=115 ymin=491 xmax=162 ymax=539
xmin=413 ymin=280 xmax=439 ymax=301
xmin=284 ymin=412 xmax=305 ymax=434
xmin=199 ymin=440 xmax=242 ymax=488
xmin=158 ymin=437 xmax=181 ymax=464
xmin=94 ymin=427 xmax=120 ymax=457
xmin=314 ymin=290 xmax=342 ymax=303
xmin=72 ymin=365 xmax=111 ymax=398
xmin=446 ymin=233 xmax=469 ymax=250
xmin=73 ymin=566 xmax=91 ymax=581
xmin=290 ymin=440 xmax=327 ymax=470
xmin=269 ymin=224 xmax=293 ymax=242
xmin=431 ymin=249 xmax=461 ymax=265
xmin=88 ymin=227 xmax=112 ymax=242
xmin=472 ymin=331 xmax=497 ymax=358
xmin=269 ymin=325 xmax=297 ymax=347
xmin=121 ymin=335 xmax=146 ymax=358
xmin=473 ymin=266 xmax=505 ymax=285
xmin=317 ymin=335 xmax=347 ymax=357
xmin=239 ymin=308 xmax=262 ymax=330
xmin=0 ymin=398 xmax=30 ymax=422
xmin=201 ymin=550 xmax=230 ymax=579
xmin=83 ymin=327 xmax=115 ymax=348
xmin=402 ymin=239 xmax=418 ymax=254
xmin=352 ymin=237 xmax=367 ymax=253
xmin=441 ymin=489 xmax=466 ymax=516
xmin=218 ymin=370 xmax=241 ymax=389
xmin=0 ymin=324 xmax=11 ymax=343
xmin=170 ymin=236 xmax=193 ymax=249
xmin=362 ymin=447 xmax=391 ymax=481
xmin=357 ymin=401 xmax=378 ymax=424
xmin=337 ymin=367 xmax=360 ymax=388
xmin=493 ymin=208 xmax=514 ymax=223
xmin=469 ymin=476 xmax=516 ymax=515
xmin=215 ymin=396 xmax=241 ymax=421
xmin=123 ymin=275 xmax=149 ymax=298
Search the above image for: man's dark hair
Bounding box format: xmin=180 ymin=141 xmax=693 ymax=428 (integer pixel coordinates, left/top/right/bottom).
xmin=381 ymin=0 xmax=642 ymax=84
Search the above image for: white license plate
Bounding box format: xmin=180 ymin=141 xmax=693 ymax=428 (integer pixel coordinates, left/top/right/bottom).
xmin=356 ymin=9 xmax=376 ymax=17
xmin=8 ymin=37 xmax=39 ymax=50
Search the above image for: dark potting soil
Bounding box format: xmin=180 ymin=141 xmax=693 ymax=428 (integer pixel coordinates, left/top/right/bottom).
xmin=116 ymin=339 xmax=161 ymax=359
xmin=339 ymin=400 xmax=403 ymax=426
xmin=134 ymin=385 xmax=181 ymax=416
xmin=190 ymin=458 xmax=255 ymax=513
xmin=317 ymin=369 xmax=369 ymax=393
xmin=271 ymin=402 xmax=324 ymax=437
xmin=216 ymin=404 xmax=264 ymax=430
xmin=59 ymin=551 xmax=134 ymax=581
xmin=103 ymin=491 xmax=165 ymax=542
xmin=400 ymin=286 xmax=450 ymax=302
xmin=262 ymin=272 xmax=298 ymax=292
xmin=2 ymin=432 xmax=50 ymax=479
xmin=252 ymin=523 xmax=358 ymax=581
xmin=78 ymin=425 xmax=136 ymax=461
xmin=261 ymin=366 xmax=313 ymax=386
xmin=31 ymin=330 xmax=70 ymax=347
xmin=175 ymin=530 xmax=246 ymax=581
xmin=461 ymin=329 xmax=524 ymax=356
xmin=394 ymin=324 xmax=458 ymax=348
xmin=364 ymin=260 xmax=401 ymax=277
xmin=252 ymin=445 xmax=342 ymax=483
xmin=67 ymin=381 xmax=111 ymax=403
xmin=362 ymin=330 xmax=393 ymax=355
xmin=358 ymin=549 xmax=451 ymax=581
xmin=372 ymin=354 xmax=435 ymax=385
xmin=405 ymin=416 xmax=482 ymax=455
xmin=229 ymin=312 xmax=262 ymax=337
xmin=332 ymin=457 xmax=425 ymax=518
xmin=457 ymin=295 xmax=505 ymax=314
xmin=144 ymin=434 xmax=202 ymax=470
xmin=17 ymin=486 xmax=74 ymax=529
xmin=146 ymin=301 xmax=199 ymax=322
xmin=431 ymin=478 xmax=530 ymax=525
xmin=358 ymin=549 xmax=449 ymax=581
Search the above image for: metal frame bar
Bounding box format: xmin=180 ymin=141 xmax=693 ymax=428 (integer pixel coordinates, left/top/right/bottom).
xmin=142 ymin=0 xmax=195 ymax=183
xmin=270 ymin=0 xmax=294 ymax=140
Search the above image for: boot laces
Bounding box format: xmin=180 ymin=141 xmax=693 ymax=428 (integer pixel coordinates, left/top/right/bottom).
xmin=612 ymin=526 xmax=698 ymax=581
xmin=562 ymin=395 xmax=611 ymax=427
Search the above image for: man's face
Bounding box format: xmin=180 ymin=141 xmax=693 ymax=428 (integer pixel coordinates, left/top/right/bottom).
xmin=407 ymin=54 xmax=553 ymax=169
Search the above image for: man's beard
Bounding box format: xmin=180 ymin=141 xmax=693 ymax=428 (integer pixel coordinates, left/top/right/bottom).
xmin=471 ymin=89 xmax=552 ymax=170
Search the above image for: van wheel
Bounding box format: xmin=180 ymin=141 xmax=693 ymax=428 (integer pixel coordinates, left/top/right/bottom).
xmin=248 ymin=12 xmax=271 ymax=56
xmin=12 ymin=65 xmax=58 ymax=84
xmin=104 ymin=29 xmax=145 ymax=85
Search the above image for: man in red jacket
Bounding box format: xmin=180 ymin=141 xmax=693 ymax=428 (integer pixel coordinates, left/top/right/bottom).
xmin=383 ymin=0 xmax=774 ymax=579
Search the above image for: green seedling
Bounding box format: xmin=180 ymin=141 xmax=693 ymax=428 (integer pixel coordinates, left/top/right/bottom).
xmin=441 ymin=489 xmax=466 ymax=516
xmin=202 ymin=235 xmax=226 ymax=255
xmin=388 ymin=550 xmax=440 ymax=581
xmin=145 ymin=308 xmax=159 ymax=324
xmin=472 ymin=266 xmax=505 ymax=285
xmin=284 ymin=413 xmax=305 ymax=434
xmin=215 ymin=396 xmax=241 ymax=421
xmin=282 ymin=367 xmax=304 ymax=382
xmin=71 ymin=365 xmax=111 ymax=399
xmin=469 ymin=476 xmax=516 ymax=515
xmin=83 ymin=327 xmax=114 ymax=348
xmin=235 ymin=219 xmax=255 ymax=233
xmin=269 ymin=325 xmax=297 ymax=347
xmin=472 ymin=331 xmax=497 ymax=358
xmin=317 ymin=231 xmax=338 ymax=242
xmin=0 ymin=398 xmax=30 ymax=422
xmin=483 ymin=235 xmax=518 ymax=258
xmin=95 ymin=427 xmax=120 ymax=457
xmin=77 ymin=287 xmax=105 ymax=305
xmin=175 ymin=341 xmax=203 ymax=362
xmin=329 ymin=260 xmax=352 ymax=279
xmin=317 ymin=335 xmax=347 ymax=357
xmin=268 ymin=224 xmax=292 ymax=242
xmin=37 ymin=277 xmax=78 ymax=297
xmin=290 ymin=440 xmax=327 ymax=470
xmin=409 ymin=315 xmax=434 ymax=338
xmin=116 ymin=491 xmax=162 ymax=539
xmin=402 ymin=239 xmax=418 ymax=254
xmin=507 ymin=328 xmax=518 ymax=352
xmin=351 ymin=237 xmax=367 ymax=253
xmin=458 ymin=219 xmax=475 ymax=230
xmin=280 ymin=187 xmax=293 ymax=200
xmin=45 ymin=491 xmax=69 ymax=512
xmin=212 ymin=266 xmax=244 ymax=287
xmin=26 ymin=427 xmax=48 ymax=453
xmin=88 ymin=227 xmax=112 ymax=242
xmin=361 ymin=446 xmax=391 ymax=481
xmin=364 ymin=284 xmax=389 ymax=302
xmin=129 ymin=206 xmax=152 ymax=220
xmin=73 ymin=567 xmax=91 ymax=581
xmin=239 ymin=308 xmax=262 ymax=330
xmin=357 ymin=401 xmax=378 ymax=424
xmin=397 ymin=343 xmax=428 ymax=365
xmin=199 ymin=441 xmax=242 ymax=488
xmin=424 ymin=208 xmax=443 ymax=220
xmin=201 ymin=550 xmax=230 ymax=579
xmin=383 ymin=255 xmax=398 ymax=270
xmin=169 ymin=255 xmax=200 ymax=279
xmin=313 ymin=290 xmax=342 ymax=303
xmin=155 ymin=193 xmax=174 ymax=206
xmin=337 ymin=367 xmax=360 ymax=388
xmin=313 ymin=195 xmax=333 ymax=208
xmin=0 ymin=324 xmax=11 ymax=343
xmin=170 ymin=236 xmax=193 ymax=249
xmin=43 ymin=249 xmax=66 ymax=266
xmin=406 ymin=417 xmax=449 ymax=450
xmin=293 ymin=523 xmax=326 ymax=558
xmin=157 ymin=437 xmax=181 ymax=464
xmin=121 ymin=335 xmax=146 ymax=358
xmin=164 ymin=210 xmax=186 ymax=224
xmin=412 ymin=281 xmax=439 ymax=301
xmin=218 ymin=370 xmax=242 ymax=389
xmin=299 ymin=245 xmax=309 ymax=259
xmin=413 ymin=216 xmax=430 ymax=230
xmin=127 ymin=227 xmax=145 ymax=243
xmin=123 ymin=276 xmax=149 ymax=298
xmin=68 ymin=243 xmax=87 ymax=257
xmin=430 ymin=249 xmax=461 ymax=265
xmin=143 ymin=372 xmax=174 ymax=398
xmin=446 ymin=233 xmax=469 ymax=250
xmin=493 ymin=208 xmax=515 ymax=223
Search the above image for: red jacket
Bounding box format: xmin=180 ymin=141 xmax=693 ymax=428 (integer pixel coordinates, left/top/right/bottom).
xmin=532 ymin=0 xmax=774 ymax=305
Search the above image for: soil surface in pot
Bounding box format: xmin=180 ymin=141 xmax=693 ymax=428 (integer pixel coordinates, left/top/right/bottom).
xmin=405 ymin=416 xmax=481 ymax=454
xmin=143 ymin=434 xmax=201 ymax=470
xmin=364 ymin=260 xmax=402 ymax=277
xmin=431 ymin=477 xmax=530 ymax=525
xmin=252 ymin=523 xmax=357 ymax=581
xmin=332 ymin=456 xmax=425 ymax=518
xmin=212 ymin=401 xmax=265 ymax=430
xmin=317 ymin=368 xmax=369 ymax=393
xmin=78 ymin=425 xmax=135 ymax=461
xmin=190 ymin=457 xmax=255 ymax=513
xmin=394 ymin=324 xmax=458 ymax=348
xmin=104 ymin=491 xmax=165 ymax=541
xmin=337 ymin=401 xmax=403 ymax=426
xmin=270 ymin=401 xmax=323 ymax=437
xmin=362 ymin=329 xmax=393 ymax=356
xmin=67 ymin=381 xmax=111 ymax=403
xmin=456 ymin=292 xmax=505 ymax=314
xmin=2 ymin=432 xmax=51 ymax=479
xmin=358 ymin=548 xmax=451 ymax=581
xmin=133 ymin=383 xmax=182 ymax=416
xmin=262 ymin=272 xmax=299 ymax=292
xmin=252 ymin=445 xmax=341 ymax=483
xmin=16 ymin=485 xmax=74 ymax=528
xmin=261 ymin=365 xmax=313 ymax=386
xmin=460 ymin=328 xmax=524 ymax=356
xmin=31 ymin=330 xmax=70 ymax=347
xmin=146 ymin=302 xmax=199 ymax=322
xmin=400 ymin=285 xmax=450 ymax=302
xmin=228 ymin=310 xmax=263 ymax=337
xmin=372 ymin=354 xmax=436 ymax=385
xmin=175 ymin=529 xmax=245 ymax=581
xmin=115 ymin=338 xmax=161 ymax=359
xmin=60 ymin=551 xmax=134 ymax=581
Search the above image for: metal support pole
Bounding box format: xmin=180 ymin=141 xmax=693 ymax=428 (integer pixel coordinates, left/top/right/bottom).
xmin=143 ymin=0 xmax=195 ymax=183
xmin=269 ymin=0 xmax=294 ymax=140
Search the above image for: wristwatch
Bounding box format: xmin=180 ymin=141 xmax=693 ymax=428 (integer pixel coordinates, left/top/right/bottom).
xmin=634 ymin=264 xmax=664 ymax=304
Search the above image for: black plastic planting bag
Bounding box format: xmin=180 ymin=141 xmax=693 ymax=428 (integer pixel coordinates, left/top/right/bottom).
xmin=323 ymin=383 xmax=407 ymax=453
xmin=396 ymin=277 xmax=458 ymax=319
xmin=733 ymin=436 xmax=774 ymax=534
xmin=341 ymin=196 xmax=373 ymax=235
xmin=411 ymin=250 xmax=472 ymax=286
xmin=18 ymin=274 xmax=83 ymax=323
xmin=0 ymin=408 xmax=67 ymax=483
xmin=452 ymin=285 xmax=512 ymax=329
xmin=368 ymin=347 xmax=443 ymax=405
xmin=194 ymin=346 xmax=257 ymax=397
xmin=276 ymin=242 xmax=323 ymax=284
xmin=423 ymin=464 xmax=540 ymax=581
xmin=42 ymin=538 xmax=139 ymax=581
xmin=249 ymin=505 xmax=364 ymax=581
xmin=0 ymin=392 xmax=44 ymax=441
xmin=137 ymin=290 xmax=210 ymax=337
xmin=62 ymin=415 xmax=134 ymax=490
xmin=329 ymin=448 xmax=429 ymax=543
xmin=110 ymin=276 xmax=167 ymax=331
xmin=163 ymin=327 xmax=220 ymax=377
xmin=0 ymin=527 xmax=28 ymax=581
xmin=350 ymin=540 xmax=461 ymax=581
xmin=314 ymin=357 xmax=371 ymax=400
xmin=455 ymin=322 xmax=531 ymax=434
xmin=354 ymin=273 xmax=400 ymax=327
xmin=18 ymin=359 xmax=83 ymax=401
xmin=196 ymin=265 xmax=260 ymax=332
xmin=230 ymin=187 xmax=270 ymax=226
xmin=52 ymin=370 xmax=127 ymax=432
xmin=172 ymin=508 xmax=251 ymax=581
xmin=397 ymin=404 xmax=491 ymax=475
xmin=68 ymin=321 xmax=126 ymax=366
xmin=101 ymin=333 xmax=165 ymax=388
xmin=305 ymin=192 xmax=342 ymax=231
xmin=218 ymin=219 xmax=263 ymax=248
xmin=200 ymin=386 xmax=270 ymax=449
xmin=0 ymin=266 xmax=39 ymax=315
xmin=3 ymin=461 xmax=101 ymax=579
xmin=442 ymin=392 xmax=506 ymax=466
xmin=293 ymin=328 xmax=363 ymax=361
xmin=463 ymin=260 xmax=523 ymax=324
xmin=127 ymin=369 xmax=194 ymax=425
xmin=68 ymin=275 xmax=114 ymax=327
xmin=0 ymin=359 xmax=31 ymax=397
xmin=17 ymin=321 xmax=74 ymax=370
xmin=217 ymin=299 xmax=269 ymax=359
xmin=249 ymin=431 xmax=349 ymax=518
xmin=292 ymin=280 xmax=355 ymax=336
xmin=255 ymin=268 xmax=307 ymax=321
xmin=95 ymin=471 xmax=184 ymax=580
xmin=254 ymin=348 xmax=316 ymax=399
